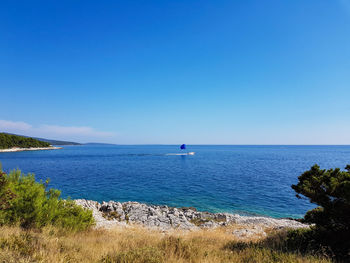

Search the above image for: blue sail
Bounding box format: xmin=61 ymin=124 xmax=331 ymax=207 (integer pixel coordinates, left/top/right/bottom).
xmin=180 ymin=144 xmax=186 ymax=150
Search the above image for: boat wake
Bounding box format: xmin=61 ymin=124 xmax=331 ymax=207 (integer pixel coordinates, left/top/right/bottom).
xmin=166 ymin=152 xmax=195 ymax=156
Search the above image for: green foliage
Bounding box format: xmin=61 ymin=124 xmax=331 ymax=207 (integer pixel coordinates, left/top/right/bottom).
xmin=0 ymin=168 xmax=94 ymax=231
xmin=0 ymin=133 xmax=51 ymax=149
xmin=0 ymin=170 xmax=16 ymax=210
xmin=291 ymin=164 xmax=350 ymax=260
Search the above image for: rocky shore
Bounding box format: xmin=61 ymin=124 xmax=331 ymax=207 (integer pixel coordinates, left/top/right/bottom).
xmin=0 ymin=146 xmax=62 ymax=153
xmin=75 ymin=199 xmax=309 ymax=238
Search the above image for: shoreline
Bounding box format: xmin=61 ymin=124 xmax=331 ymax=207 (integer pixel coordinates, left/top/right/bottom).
xmin=0 ymin=146 xmax=62 ymax=153
xmin=75 ymin=199 xmax=309 ymax=238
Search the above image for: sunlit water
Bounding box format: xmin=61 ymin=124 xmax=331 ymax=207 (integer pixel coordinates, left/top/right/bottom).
xmin=1 ymin=145 xmax=349 ymax=218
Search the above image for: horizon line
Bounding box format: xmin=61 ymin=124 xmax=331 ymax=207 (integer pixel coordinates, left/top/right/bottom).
xmin=79 ymin=143 xmax=350 ymax=146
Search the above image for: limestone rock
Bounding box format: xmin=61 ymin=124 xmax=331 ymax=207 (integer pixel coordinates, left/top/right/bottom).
xmin=75 ymin=199 xmax=309 ymax=234
xmin=232 ymin=226 xmax=267 ymax=238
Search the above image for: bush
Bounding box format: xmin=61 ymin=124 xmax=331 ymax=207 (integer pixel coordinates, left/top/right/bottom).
xmin=0 ymin=168 xmax=94 ymax=231
xmin=291 ymin=164 xmax=350 ymax=260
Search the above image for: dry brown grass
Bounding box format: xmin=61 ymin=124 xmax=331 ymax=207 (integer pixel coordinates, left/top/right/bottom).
xmin=0 ymin=225 xmax=330 ymax=263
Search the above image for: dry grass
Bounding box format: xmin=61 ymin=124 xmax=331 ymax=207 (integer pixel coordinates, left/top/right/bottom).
xmin=0 ymin=225 xmax=330 ymax=263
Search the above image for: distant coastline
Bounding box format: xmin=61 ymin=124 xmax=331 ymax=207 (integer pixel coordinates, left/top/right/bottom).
xmin=1 ymin=132 xmax=81 ymax=146
xmin=0 ymin=146 xmax=62 ymax=153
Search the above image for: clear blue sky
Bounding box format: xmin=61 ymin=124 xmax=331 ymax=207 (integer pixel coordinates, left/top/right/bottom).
xmin=1 ymin=0 xmax=350 ymax=144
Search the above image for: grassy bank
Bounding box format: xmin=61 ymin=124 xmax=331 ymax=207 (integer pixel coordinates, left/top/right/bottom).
xmin=0 ymin=225 xmax=329 ymax=263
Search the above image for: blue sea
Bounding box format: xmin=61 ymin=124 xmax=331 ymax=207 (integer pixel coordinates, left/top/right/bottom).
xmin=1 ymin=145 xmax=349 ymax=218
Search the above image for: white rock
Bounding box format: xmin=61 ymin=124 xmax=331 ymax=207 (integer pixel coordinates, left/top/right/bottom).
xmin=75 ymin=199 xmax=309 ymax=232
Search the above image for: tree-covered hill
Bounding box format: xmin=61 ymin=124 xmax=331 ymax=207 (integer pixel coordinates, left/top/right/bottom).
xmin=0 ymin=133 xmax=51 ymax=149
xmin=3 ymin=133 xmax=81 ymax=146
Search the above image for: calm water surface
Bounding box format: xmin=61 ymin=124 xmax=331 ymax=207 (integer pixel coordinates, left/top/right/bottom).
xmin=1 ymin=145 xmax=349 ymax=218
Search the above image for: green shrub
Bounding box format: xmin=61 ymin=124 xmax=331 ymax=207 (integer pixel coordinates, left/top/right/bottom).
xmin=0 ymin=168 xmax=94 ymax=231
xmin=0 ymin=170 xmax=16 ymax=210
xmin=291 ymin=164 xmax=350 ymax=260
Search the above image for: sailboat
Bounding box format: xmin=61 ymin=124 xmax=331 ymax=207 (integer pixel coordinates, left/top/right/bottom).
xmin=180 ymin=144 xmax=195 ymax=155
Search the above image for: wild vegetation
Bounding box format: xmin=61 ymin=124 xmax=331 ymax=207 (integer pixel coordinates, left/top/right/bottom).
xmin=1 ymin=164 xmax=349 ymax=262
xmin=291 ymin=164 xmax=350 ymax=261
xmin=0 ymin=133 xmax=50 ymax=149
xmin=0 ymin=167 xmax=94 ymax=231
xmin=0 ymin=225 xmax=329 ymax=263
